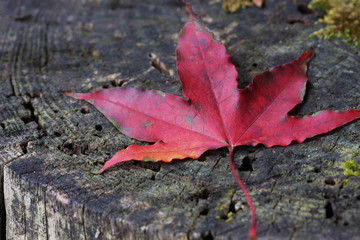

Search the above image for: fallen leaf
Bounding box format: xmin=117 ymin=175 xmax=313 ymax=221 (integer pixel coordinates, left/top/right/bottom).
xmin=65 ymin=3 xmax=360 ymax=239
xmin=252 ymin=0 xmax=263 ymax=8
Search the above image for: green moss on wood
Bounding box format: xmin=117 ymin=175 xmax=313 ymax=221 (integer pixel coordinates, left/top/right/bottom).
xmin=223 ymin=0 xmax=253 ymax=13
xmin=309 ymin=0 xmax=360 ymax=48
xmin=342 ymin=149 xmax=360 ymax=186
xmin=343 ymin=160 xmax=360 ymax=177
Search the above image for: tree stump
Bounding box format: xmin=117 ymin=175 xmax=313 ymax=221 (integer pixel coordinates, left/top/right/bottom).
xmin=1 ymin=0 xmax=360 ymax=239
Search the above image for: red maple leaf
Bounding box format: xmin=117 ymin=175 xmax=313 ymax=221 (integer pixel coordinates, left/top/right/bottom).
xmin=65 ymin=3 xmax=360 ymax=239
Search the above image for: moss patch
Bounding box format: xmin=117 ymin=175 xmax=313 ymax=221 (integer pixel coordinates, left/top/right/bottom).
xmin=309 ymin=0 xmax=360 ymax=48
xmin=342 ymin=150 xmax=360 ymax=186
xmin=343 ymin=160 xmax=360 ymax=177
xmin=223 ymin=0 xmax=253 ymax=13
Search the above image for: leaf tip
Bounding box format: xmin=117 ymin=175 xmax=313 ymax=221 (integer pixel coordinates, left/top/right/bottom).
xmin=64 ymin=91 xmax=93 ymax=102
xmin=301 ymin=47 xmax=315 ymax=62
xmin=306 ymin=47 xmax=315 ymax=58
xmin=297 ymin=47 xmax=315 ymax=72
xmin=180 ymin=0 xmax=210 ymax=33
xmin=178 ymin=1 xmax=219 ymax=45
xmin=63 ymin=91 xmax=73 ymax=97
xmin=96 ymin=167 xmax=106 ymax=174
xmin=181 ymin=0 xmax=198 ymax=23
xmin=64 ymin=91 xmax=82 ymax=99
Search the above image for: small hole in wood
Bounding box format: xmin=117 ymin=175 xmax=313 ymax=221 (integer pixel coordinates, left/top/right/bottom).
xmin=200 ymin=188 xmax=210 ymax=199
xmin=64 ymin=143 xmax=73 ymax=150
xmin=54 ymin=131 xmax=61 ymax=137
xmin=200 ymin=207 xmax=209 ymax=216
xmin=238 ymin=156 xmax=254 ymax=171
xmin=20 ymin=142 xmax=28 ymax=154
xmin=313 ymin=167 xmax=321 ymax=173
xmin=20 ymin=116 xmax=32 ymax=124
xmin=81 ymin=106 xmax=90 ymax=114
xmin=28 ymin=92 xmax=43 ymax=98
xmin=95 ymin=124 xmax=103 ymax=131
xmin=286 ymin=19 xmax=306 ymax=24
xmin=325 ymin=202 xmax=334 ymax=218
xmin=111 ymin=79 xmax=123 ymax=87
xmin=307 ymin=176 xmax=315 ymax=183
xmin=229 ymin=201 xmax=236 ymax=213
xmin=297 ymin=4 xmax=313 ymax=14
xmin=201 ymin=231 xmax=214 ymax=240
xmin=324 ymin=177 xmax=336 ymax=185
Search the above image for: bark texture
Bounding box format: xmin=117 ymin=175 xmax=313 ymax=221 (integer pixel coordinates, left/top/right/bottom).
xmin=1 ymin=0 xmax=360 ymax=239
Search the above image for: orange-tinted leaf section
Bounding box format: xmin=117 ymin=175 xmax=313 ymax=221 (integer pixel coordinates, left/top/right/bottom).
xmin=97 ymin=141 xmax=210 ymax=174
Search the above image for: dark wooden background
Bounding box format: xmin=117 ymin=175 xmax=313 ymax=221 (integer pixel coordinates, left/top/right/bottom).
xmin=1 ymin=0 xmax=359 ymax=239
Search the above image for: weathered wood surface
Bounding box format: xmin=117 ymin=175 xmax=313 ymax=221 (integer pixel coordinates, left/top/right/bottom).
xmin=1 ymin=0 xmax=360 ymax=239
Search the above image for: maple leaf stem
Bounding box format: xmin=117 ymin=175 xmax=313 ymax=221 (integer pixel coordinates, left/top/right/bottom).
xmin=228 ymin=147 xmax=257 ymax=240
